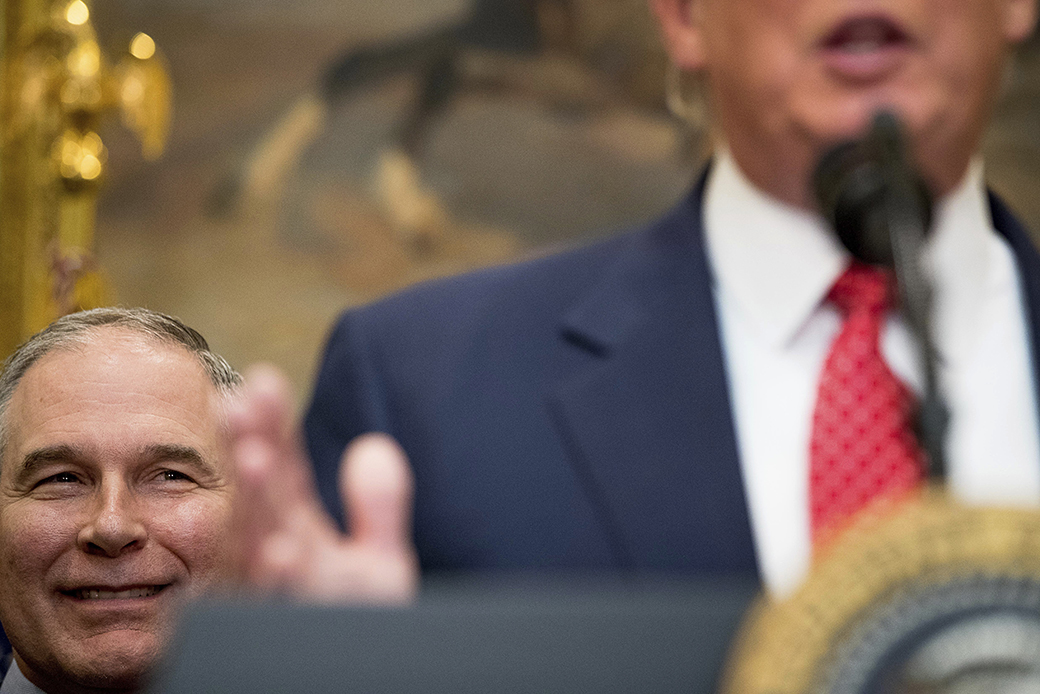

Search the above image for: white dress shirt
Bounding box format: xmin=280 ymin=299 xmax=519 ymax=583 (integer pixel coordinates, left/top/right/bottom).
xmin=705 ymin=150 xmax=1040 ymax=597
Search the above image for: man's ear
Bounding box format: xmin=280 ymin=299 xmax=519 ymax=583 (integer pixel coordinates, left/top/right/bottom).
xmin=1002 ymin=0 xmax=1038 ymax=42
xmin=649 ymin=0 xmax=708 ymax=70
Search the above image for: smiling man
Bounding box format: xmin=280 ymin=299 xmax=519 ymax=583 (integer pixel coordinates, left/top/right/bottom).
xmin=0 ymin=308 xmax=241 ymax=694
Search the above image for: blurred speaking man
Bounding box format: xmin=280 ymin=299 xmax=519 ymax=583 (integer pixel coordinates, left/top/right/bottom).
xmin=0 ymin=308 xmax=240 ymax=694
xmin=235 ymin=0 xmax=1040 ymax=600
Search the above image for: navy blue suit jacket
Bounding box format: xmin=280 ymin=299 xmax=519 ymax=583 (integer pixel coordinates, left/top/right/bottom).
xmin=304 ymin=177 xmax=1040 ymax=577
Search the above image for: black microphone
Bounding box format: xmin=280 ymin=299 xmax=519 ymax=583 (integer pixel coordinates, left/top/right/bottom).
xmin=813 ymin=111 xmax=948 ymax=481
xmin=814 ymin=111 xmax=933 ymax=266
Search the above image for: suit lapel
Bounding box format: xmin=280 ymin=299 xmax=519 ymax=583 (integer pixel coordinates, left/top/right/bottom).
xmin=547 ymin=176 xmax=758 ymax=573
xmin=542 ymin=188 xmax=1037 ymax=574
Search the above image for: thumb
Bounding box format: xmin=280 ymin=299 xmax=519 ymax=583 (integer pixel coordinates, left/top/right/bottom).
xmin=340 ymin=433 xmax=415 ymax=553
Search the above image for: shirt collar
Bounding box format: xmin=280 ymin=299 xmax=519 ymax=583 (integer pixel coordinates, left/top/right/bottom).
xmin=704 ymin=149 xmax=846 ymax=348
xmin=704 ymin=148 xmax=995 ymax=355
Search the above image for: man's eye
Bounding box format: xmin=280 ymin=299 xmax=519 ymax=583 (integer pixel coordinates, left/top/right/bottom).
xmin=38 ymin=472 xmax=81 ymax=485
xmin=159 ymin=469 xmax=193 ymax=483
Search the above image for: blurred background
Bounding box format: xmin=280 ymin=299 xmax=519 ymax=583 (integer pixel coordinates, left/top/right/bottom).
xmin=8 ymin=0 xmax=1040 ymax=403
xmin=88 ymin=0 xmax=698 ymax=402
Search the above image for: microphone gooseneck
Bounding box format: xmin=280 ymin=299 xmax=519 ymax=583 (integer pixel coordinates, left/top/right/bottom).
xmin=813 ymin=111 xmax=948 ymax=482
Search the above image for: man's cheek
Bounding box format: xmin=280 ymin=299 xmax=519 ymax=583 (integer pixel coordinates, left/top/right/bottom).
xmin=157 ymin=500 xmax=234 ymax=573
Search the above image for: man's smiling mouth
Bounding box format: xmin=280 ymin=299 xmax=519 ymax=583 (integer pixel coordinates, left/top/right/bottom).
xmin=63 ymin=585 xmax=169 ymax=600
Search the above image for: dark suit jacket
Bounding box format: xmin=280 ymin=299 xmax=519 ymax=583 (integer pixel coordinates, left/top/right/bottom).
xmin=304 ymin=176 xmax=1040 ymax=576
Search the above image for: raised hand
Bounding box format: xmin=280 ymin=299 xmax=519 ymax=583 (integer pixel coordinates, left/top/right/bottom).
xmin=227 ymin=364 xmax=418 ymax=602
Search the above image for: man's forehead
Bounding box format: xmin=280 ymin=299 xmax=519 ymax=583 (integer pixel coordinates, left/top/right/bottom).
xmin=18 ymin=327 xmax=213 ymax=398
xmin=3 ymin=328 xmax=225 ymax=468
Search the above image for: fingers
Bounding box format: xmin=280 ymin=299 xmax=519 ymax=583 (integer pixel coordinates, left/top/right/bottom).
xmin=229 ymin=364 xmax=316 ymax=506
xmin=227 ymin=369 xmax=418 ymax=603
xmin=341 ymin=433 xmax=415 ymax=554
xmin=228 ymin=364 xmax=327 ymax=587
xmin=229 ymin=431 xmax=280 ymax=579
xmin=229 ymin=364 xmax=295 ymax=461
xmin=249 ymin=434 xmax=420 ymax=602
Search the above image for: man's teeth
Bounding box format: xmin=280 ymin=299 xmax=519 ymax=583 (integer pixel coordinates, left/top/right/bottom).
xmin=74 ymin=586 xmax=163 ymax=600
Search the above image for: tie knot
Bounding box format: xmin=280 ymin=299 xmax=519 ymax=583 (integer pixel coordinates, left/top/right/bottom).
xmin=828 ymin=263 xmax=894 ymax=316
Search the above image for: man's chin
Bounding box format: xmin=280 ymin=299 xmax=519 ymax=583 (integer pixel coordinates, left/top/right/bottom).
xmin=86 ymin=632 xmax=162 ymax=677
xmin=69 ymin=666 xmax=149 ymax=693
xmin=28 ymin=632 xmax=164 ymax=693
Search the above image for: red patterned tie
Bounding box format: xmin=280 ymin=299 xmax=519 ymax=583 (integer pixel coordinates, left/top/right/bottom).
xmin=809 ymin=262 xmax=925 ymax=543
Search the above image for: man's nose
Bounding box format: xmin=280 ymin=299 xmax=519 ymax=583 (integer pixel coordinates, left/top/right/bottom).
xmin=77 ymin=484 xmax=148 ymax=557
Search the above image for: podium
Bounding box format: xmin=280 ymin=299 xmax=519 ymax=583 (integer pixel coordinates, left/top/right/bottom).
xmin=149 ymin=575 xmax=758 ymax=694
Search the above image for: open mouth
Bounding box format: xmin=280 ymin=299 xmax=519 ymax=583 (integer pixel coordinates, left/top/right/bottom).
xmin=63 ymin=585 xmax=170 ymax=600
xmin=819 ymin=16 xmax=913 ymax=81
xmin=823 ymin=16 xmax=911 ymax=54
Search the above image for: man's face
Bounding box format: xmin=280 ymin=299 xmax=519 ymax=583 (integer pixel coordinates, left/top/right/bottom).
xmin=658 ymin=0 xmax=1037 ymax=207
xmin=0 ymin=328 xmax=234 ymax=692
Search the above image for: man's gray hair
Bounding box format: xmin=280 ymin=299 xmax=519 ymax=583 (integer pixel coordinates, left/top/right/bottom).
xmin=0 ymin=307 xmax=242 ymax=459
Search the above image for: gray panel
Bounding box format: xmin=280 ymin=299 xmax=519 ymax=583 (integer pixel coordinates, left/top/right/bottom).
xmin=149 ymin=576 xmax=758 ymax=694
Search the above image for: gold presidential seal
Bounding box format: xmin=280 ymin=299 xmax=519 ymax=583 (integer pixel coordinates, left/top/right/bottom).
xmin=721 ymin=488 xmax=1040 ymax=694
